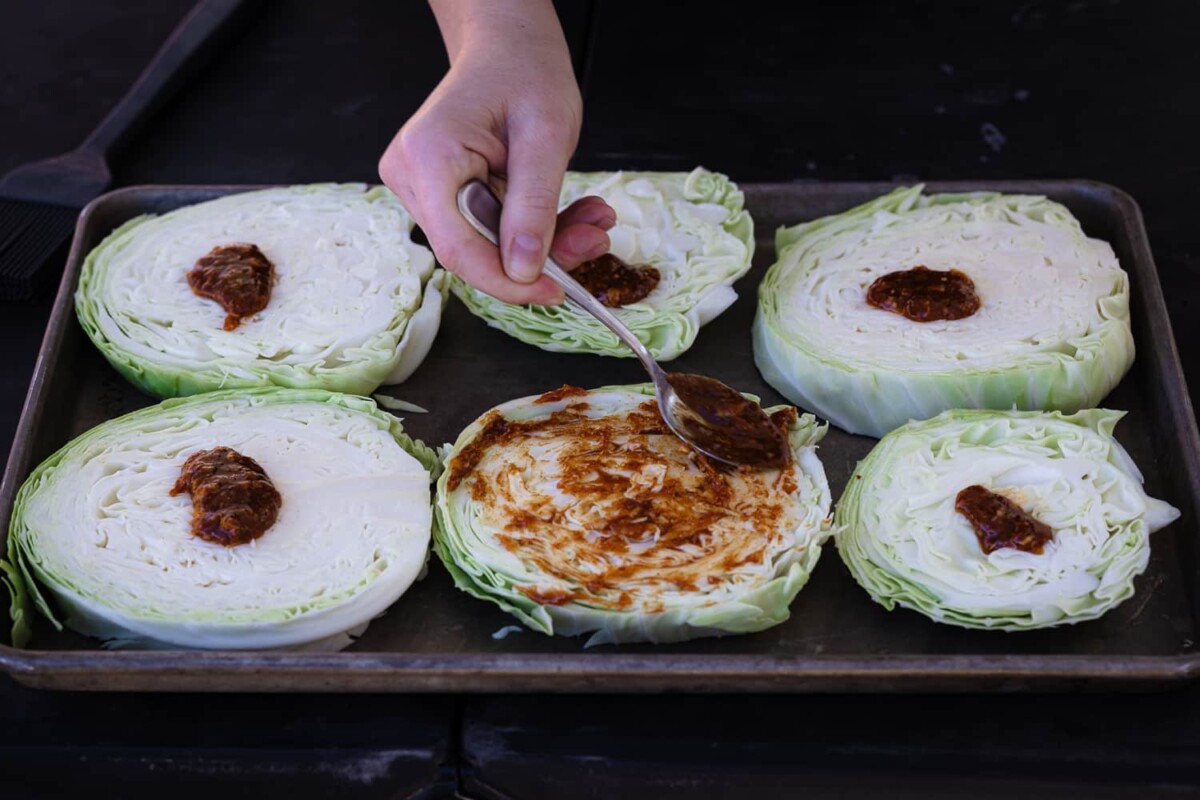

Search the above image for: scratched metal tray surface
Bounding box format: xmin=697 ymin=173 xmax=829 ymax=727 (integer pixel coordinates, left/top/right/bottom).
xmin=2 ymin=180 xmax=1198 ymax=693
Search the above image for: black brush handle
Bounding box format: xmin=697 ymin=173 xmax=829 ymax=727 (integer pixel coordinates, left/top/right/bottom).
xmin=80 ymin=0 xmax=252 ymax=158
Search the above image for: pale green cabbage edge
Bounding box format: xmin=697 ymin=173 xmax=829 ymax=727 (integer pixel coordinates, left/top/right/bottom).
xmin=753 ymin=185 xmax=1135 ymax=437
xmin=2 ymin=387 xmax=440 ymax=649
xmin=836 ymin=408 xmax=1179 ymax=631
xmin=452 ymin=169 xmax=755 ymax=360
xmin=75 ymin=184 xmax=448 ymax=399
xmin=432 ymin=383 xmax=832 ymax=646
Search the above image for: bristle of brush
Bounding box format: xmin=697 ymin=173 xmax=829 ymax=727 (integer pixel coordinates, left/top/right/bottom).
xmin=0 ymin=199 xmax=78 ymax=301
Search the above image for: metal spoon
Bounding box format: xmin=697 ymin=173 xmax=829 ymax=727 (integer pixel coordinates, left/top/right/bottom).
xmin=456 ymin=179 xmax=789 ymax=469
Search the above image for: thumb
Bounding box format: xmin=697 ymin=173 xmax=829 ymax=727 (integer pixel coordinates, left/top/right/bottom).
xmin=499 ymin=132 xmax=571 ymax=284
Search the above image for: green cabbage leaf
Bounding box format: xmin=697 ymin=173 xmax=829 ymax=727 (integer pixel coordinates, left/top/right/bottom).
xmin=76 ymin=184 xmax=446 ymax=398
xmin=4 ymin=388 xmax=438 ymax=650
xmin=836 ymin=408 xmax=1179 ymax=630
xmin=754 ymin=186 xmax=1134 ymax=436
xmin=433 ymin=384 xmax=832 ymax=646
xmin=453 ymin=168 xmax=754 ymax=360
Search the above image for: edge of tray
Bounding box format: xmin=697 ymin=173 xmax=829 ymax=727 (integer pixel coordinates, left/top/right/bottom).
xmin=4 ymin=179 xmax=1198 ymax=693
xmin=2 ymin=649 xmax=1198 ymax=693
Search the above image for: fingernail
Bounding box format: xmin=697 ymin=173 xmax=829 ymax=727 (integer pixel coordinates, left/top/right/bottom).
xmin=507 ymin=234 xmax=544 ymax=283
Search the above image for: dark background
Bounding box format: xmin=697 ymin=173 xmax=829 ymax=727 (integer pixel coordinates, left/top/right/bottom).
xmin=2 ymin=1 xmax=1199 ymax=797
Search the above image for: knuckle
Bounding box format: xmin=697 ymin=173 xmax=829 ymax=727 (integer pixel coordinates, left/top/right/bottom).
xmin=510 ymin=103 xmax=579 ymax=150
xmin=396 ymin=122 xmax=458 ymax=167
xmin=435 ymin=247 xmax=466 ymax=278
xmin=511 ymin=185 xmax=560 ymax=214
xmin=394 ymin=125 xmax=431 ymax=165
xmin=538 ymin=103 xmax=582 ymax=142
xmin=377 ymin=151 xmax=403 ymax=188
xmin=377 ymin=159 xmax=417 ymax=209
xmin=526 ymin=122 xmax=575 ymax=153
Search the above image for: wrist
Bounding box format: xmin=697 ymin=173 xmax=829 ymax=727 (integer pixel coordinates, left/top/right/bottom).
xmin=430 ymin=0 xmax=568 ymax=64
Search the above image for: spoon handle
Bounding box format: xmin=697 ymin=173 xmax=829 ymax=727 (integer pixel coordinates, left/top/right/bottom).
xmin=456 ymin=179 xmax=661 ymax=378
xmin=540 ymin=261 xmax=660 ymax=376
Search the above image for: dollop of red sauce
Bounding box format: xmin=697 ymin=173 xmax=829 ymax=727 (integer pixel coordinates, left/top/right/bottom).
xmin=170 ymin=447 xmax=282 ymax=547
xmin=570 ymin=253 xmax=660 ymax=307
xmin=666 ymin=373 xmax=792 ymax=469
xmin=866 ymin=266 xmax=980 ymax=322
xmin=187 ymin=243 xmax=275 ymax=331
xmin=955 ymin=484 xmax=1053 ymax=555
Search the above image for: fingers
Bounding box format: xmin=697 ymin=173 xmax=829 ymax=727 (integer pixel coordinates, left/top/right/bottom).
xmin=420 ymin=190 xmax=563 ymax=304
xmin=379 ymin=118 xmax=563 ymax=305
xmin=550 ymin=225 xmax=609 ymax=269
xmin=499 ymin=120 xmax=575 ymax=284
xmin=417 ymin=169 xmax=564 ymax=304
xmin=547 ymin=196 xmax=614 ymax=269
xmin=559 ymin=195 xmax=617 ymax=231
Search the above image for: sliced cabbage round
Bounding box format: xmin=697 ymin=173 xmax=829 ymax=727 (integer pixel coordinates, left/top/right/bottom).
xmin=836 ymin=408 xmax=1179 ymax=630
xmin=4 ymin=388 xmax=439 ymax=650
xmin=453 ymin=168 xmax=754 ymax=360
xmin=76 ymin=184 xmax=447 ymax=398
xmin=754 ymin=186 xmax=1135 ymax=437
xmin=433 ymin=384 xmax=832 ymax=646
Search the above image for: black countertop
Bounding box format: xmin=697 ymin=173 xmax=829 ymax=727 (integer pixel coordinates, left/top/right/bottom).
xmin=3 ymin=2 xmax=1199 ymax=797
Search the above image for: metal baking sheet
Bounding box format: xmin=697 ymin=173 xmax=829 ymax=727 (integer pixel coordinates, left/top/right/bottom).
xmin=2 ymin=180 xmax=1198 ymax=692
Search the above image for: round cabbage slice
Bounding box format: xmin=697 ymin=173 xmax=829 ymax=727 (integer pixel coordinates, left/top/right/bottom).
xmin=5 ymin=388 xmax=439 ymax=650
xmin=754 ymin=186 xmax=1135 ymax=437
xmin=836 ymin=409 xmax=1179 ymax=630
xmin=453 ymin=168 xmax=755 ymax=360
xmin=76 ymin=183 xmax=447 ymax=398
xmin=433 ymin=384 xmax=832 ymax=646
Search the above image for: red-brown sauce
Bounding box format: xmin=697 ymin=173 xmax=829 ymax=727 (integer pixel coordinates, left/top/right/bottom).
xmin=187 ymin=243 xmax=275 ymax=331
xmin=533 ymin=385 xmax=591 ymax=404
xmin=570 ymin=253 xmax=660 ymax=307
xmin=666 ymin=373 xmax=792 ymax=469
xmin=445 ymin=392 xmax=800 ymax=608
xmin=769 ymin=406 xmax=798 ymax=433
xmin=446 ymin=412 xmax=514 ymax=492
xmin=866 ymin=266 xmax=980 ymax=322
xmin=516 ymin=585 xmax=580 ymax=606
xmin=170 ymin=447 xmax=282 ymax=547
xmin=955 ymin=484 xmax=1053 ymax=555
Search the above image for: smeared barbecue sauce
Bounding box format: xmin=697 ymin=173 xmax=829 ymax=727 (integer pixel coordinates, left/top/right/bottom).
xmin=570 ymin=253 xmax=660 ymax=307
xmin=955 ymin=484 xmax=1053 ymax=555
xmin=170 ymin=447 xmax=282 ymax=547
xmin=866 ymin=266 xmax=980 ymax=322
xmin=532 ymin=385 xmax=590 ymax=404
xmin=516 ymin=585 xmax=580 ymax=606
xmin=187 ymin=243 xmax=275 ymax=331
xmin=444 ymin=389 xmax=801 ymax=609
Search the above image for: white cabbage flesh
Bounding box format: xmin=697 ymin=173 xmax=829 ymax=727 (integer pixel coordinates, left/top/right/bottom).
xmin=754 ymin=186 xmax=1134 ymax=437
xmin=5 ymin=389 xmax=438 ymax=650
xmin=434 ymin=385 xmax=832 ymax=646
xmin=836 ymin=409 xmax=1179 ymax=630
xmin=453 ymin=168 xmax=755 ymax=359
xmin=76 ymin=184 xmax=445 ymax=398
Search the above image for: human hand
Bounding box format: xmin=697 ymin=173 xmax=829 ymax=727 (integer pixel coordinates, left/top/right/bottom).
xmin=379 ymin=1 xmax=613 ymax=304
